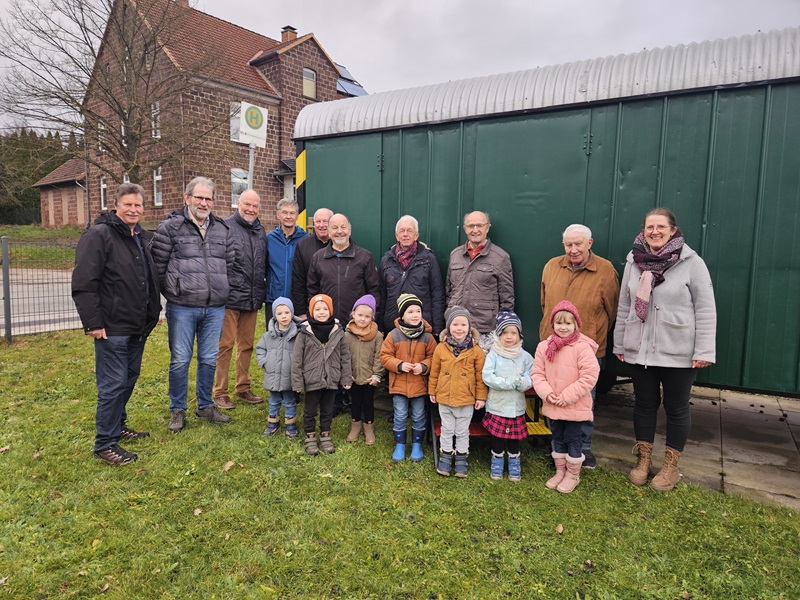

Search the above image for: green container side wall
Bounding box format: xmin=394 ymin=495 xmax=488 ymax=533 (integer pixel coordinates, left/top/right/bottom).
xmin=301 ymin=80 xmax=800 ymax=395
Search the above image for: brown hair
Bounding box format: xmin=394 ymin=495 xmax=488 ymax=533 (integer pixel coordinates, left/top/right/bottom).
xmin=643 ymin=207 xmax=677 ymax=228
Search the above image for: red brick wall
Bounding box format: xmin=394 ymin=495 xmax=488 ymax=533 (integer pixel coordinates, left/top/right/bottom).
xmin=39 ymin=184 xmax=86 ymax=228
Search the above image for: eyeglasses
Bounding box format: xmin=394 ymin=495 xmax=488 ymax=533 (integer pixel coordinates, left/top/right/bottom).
xmin=465 ymin=223 xmax=489 ymax=230
xmin=645 ymin=224 xmax=672 ymax=232
xmin=191 ymin=195 xmax=213 ymax=204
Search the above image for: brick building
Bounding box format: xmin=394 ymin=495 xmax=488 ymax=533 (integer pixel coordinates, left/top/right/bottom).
xmin=33 ymin=157 xmax=87 ymax=228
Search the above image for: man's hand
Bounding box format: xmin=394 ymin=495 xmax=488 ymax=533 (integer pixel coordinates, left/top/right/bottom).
xmin=88 ymin=328 xmax=107 ymax=340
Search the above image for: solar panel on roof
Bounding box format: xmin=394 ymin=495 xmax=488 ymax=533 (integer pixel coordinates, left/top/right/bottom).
xmin=337 ymin=79 xmax=367 ymax=96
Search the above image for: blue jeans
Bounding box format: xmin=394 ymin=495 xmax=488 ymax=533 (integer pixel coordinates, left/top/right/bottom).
xmin=94 ymin=335 xmax=147 ymax=452
xmin=581 ymin=357 xmax=604 ymax=451
xmin=392 ymin=395 xmax=426 ymax=432
xmin=268 ymin=390 xmax=298 ymax=419
xmin=166 ymin=303 xmax=225 ymax=411
xmin=550 ymin=419 xmax=589 ymax=459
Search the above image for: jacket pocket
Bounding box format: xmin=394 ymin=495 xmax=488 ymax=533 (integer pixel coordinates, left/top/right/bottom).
xmin=622 ymin=317 xmax=643 ymax=353
xmin=657 ymin=318 xmax=694 ymax=356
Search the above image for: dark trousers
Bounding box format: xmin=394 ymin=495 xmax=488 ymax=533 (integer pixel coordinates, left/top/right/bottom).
xmin=349 ymin=384 xmax=375 ymax=423
xmin=629 ymin=364 xmax=696 ymax=452
xmin=548 ymin=420 xmax=587 ymax=458
xmin=491 ymin=437 xmax=520 ymax=454
xmin=94 ymin=335 xmax=147 ymax=452
xmin=304 ymin=388 xmax=336 ymax=434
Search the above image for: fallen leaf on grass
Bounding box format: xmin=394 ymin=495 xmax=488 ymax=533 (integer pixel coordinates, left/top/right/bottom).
xmin=0 ymin=446 xmax=9 ymax=454
xmin=222 ymin=461 xmax=235 ymax=472
xmin=99 ymin=583 xmax=109 ymax=593
xmin=193 ymin=508 xmax=202 ymax=516
xmin=32 ymin=452 xmax=40 ymax=459
xmin=318 ymin=473 xmax=333 ymax=478
xmin=556 ymin=524 xmax=564 ymax=534
xmin=225 ymin=533 xmax=230 ymax=540
xmin=0 ymin=577 xmax=7 ymax=585
xmin=681 ymin=592 xmax=690 ymax=599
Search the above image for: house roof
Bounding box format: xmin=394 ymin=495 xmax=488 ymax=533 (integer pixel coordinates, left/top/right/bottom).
xmin=33 ymin=157 xmax=86 ymax=187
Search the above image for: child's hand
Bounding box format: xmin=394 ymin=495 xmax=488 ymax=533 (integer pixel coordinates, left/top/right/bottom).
xmin=429 ymin=394 xmax=437 ymax=404
xmin=399 ymin=362 xmax=413 ymax=373
xmin=294 ymin=389 xmax=302 ymax=394
xmin=368 ymin=376 xmax=380 ymax=387
xmin=343 ymin=384 xmax=351 ymax=390
xmin=474 ymin=400 xmax=485 ymax=410
xmin=546 ymin=393 xmax=557 ymax=404
xmin=411 ymin=363 xmax=423 ymax=375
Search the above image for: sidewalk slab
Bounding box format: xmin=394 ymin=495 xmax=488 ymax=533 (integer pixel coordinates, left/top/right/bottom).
xmin=724 ymin=461 xmax=800 ymax=511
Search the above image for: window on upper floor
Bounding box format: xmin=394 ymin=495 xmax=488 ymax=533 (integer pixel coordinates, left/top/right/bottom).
xmin=123 ymin=173 xmax=130 ymax=183
xmin=303 ymin=68 xmax=317 ymax=99
xmin=151 ymin=102 xmax=161 ymax=139
xmin=153 ymin=167 xmax=163 ymax=207
xmin=231 ymin=168 xmax=248 ymax=207
xmin=100 ymin=176 xmax=108 ymax=211
xmin=230 ymin=102 xmax=241 ymax=142
xmin=97 ymin=123 xmax=106 ymax=154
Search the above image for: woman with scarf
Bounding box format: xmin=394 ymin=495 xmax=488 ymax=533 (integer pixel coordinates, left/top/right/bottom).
xmin=613 ymin=208 xmax=716 ymax=492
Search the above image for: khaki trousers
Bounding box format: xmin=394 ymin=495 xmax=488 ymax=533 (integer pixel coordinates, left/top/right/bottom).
xmin=213 ymin=308 xmax=259 ymax=397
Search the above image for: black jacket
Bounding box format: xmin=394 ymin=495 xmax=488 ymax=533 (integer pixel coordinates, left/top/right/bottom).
xmin=72 ymin=211 xmax=161 ymax=336
xmin=225 ymin=212 xmax=268 ymax=311
xmin=292 ymin=232 xmax=328 ymax=315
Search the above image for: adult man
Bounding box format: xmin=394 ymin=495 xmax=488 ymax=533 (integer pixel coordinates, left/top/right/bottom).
xmin=212 ymin=189 xmax=268 ymax=409
xmin=153 ymin=177 xmax=241 ymax=433
xmin=72 ymin=183 xmax=161 ymax=465
xmin=266 ymin=198 xmax=307 ymax=307
xmin=292 ymin=207 xmax=333 ymax=320
xmin=539 ymin=223 xmax=620 ymax=468
xmin=379 ymin=215 xmax=445 ymax=333
xmin=446 ymin=211 xmax=515 ymax=342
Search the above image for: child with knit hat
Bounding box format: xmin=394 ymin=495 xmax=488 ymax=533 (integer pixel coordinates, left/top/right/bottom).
xmin=291 ymin=294 xmax=353 ymax=456
xmin=379 ymin=293 xmax=438 ymax=463
xmin=256 ymin=297 xmax=300 ymax=438
xmin=481 ymin=308 xmax=534 ymax=482
xmin=532 ymin=300 xmax=600 ymax=493
xmin=344 ymin=294 xmax=384 ymax=445
xmin=428 ymin=306 xmax=488 ymax=477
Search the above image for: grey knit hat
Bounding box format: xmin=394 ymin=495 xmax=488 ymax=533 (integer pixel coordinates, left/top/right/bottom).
xmin=445 ymin=305 xmax=472 ymax=331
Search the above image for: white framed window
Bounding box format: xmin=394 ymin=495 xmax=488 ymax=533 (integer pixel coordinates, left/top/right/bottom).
xmin=153 ymin=167 xmax=163 ymax=207
xmin=120 ymin=119 xmax=127 ymax=147
xmin=151 ymin=102 xmax=161 ymax=139
xmin=231 ymin=168 xmax=248 ymax=207
xmin=230 ymin=102 xmax=241 ymax=142
xmin=100 ymin=176 xmax=108 ymax=211
xmin=98 ymin=123 xmax=106 ymax=154
xmin=303 ymin=68 xmax=317 ymax=99
xmin=123 ymin=173 xmax=130 ymax=183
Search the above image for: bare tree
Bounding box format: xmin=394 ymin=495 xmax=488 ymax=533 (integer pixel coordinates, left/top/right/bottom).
xmin=0 ymin=0 xmax=230 ymax=184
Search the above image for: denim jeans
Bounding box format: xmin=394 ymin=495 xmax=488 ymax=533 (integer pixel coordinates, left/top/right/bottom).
xmin=268 ymin=390 xmax=298 ymax=420
xmin=392 ymin=394 xmax=426 ymax=432
xmin=581 ymin=357 xmax=604 ymax=451
xmin=166 ymin=303 xmax=225 ymax=411
xmin=94 ymin=334 xmax=147 ymax=452
xmin=549 ymin=419 xmax=589 ymax=459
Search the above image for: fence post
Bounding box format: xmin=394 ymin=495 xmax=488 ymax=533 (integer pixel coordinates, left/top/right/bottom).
xmin=2 ymin=237 xmax=11 ymax=344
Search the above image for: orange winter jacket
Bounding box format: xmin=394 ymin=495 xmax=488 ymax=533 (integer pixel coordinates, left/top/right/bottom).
xmin=380 ymin=319 xmax=437 ymax=398
xmin=428 ymin=330 xmax=488 ymax=407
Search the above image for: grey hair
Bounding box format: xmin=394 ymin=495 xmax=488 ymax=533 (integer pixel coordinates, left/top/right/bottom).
xmin=395 ymin=215 xmax=419 ymax=233
xmin=185 ymin=176 xmax=215 ymax=198
xmin=115 ymin=182 xmax=145 ymax=203
xmin=276 ymin=197 xmax=299 ymax=212
xmin=562 ymin=224 xmax=592 ymax=242
xmin=463 ymin=211 xmax=491 ymax=225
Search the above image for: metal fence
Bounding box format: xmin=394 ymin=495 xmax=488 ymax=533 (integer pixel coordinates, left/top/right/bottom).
xmin=1 ymin=236 xmax=82 ymax=342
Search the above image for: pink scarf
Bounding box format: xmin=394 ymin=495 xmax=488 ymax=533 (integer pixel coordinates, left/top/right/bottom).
xmin=545 ymin=332 xmax=580 ymax=362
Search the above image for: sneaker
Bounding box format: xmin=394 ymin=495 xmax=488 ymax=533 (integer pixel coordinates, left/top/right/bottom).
xmin=583 ymin=450 xmax=597 ymax=469
xmin=196 ymin=406 xmax=231 ymax=423
xmin=94 ymin=443 xmax=137 ymax=466
xmin=168 ymin=410 xmax=186 ymax=433
xmin=120 ymin=426 xmax=150 ymax=440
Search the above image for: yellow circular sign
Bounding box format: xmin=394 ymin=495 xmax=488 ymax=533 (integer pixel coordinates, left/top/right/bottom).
xmin=244 ymin=106 xmax=264 ymax=130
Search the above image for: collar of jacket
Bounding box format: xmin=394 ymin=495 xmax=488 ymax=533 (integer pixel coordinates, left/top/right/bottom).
xmin=460 ymin=238 xmax=493 ymax=257
xmin=558 ymin=251 xmax=599 ymax=272
xmin=388 ymin=240 xmax=432 ymax=257
xmin=232 ymin=211 xmax=263 ymax=233
xmin=269 ymin=224 xmax=306 ymax=242
xmin=323 ymin=242 xmax=356 ymax=259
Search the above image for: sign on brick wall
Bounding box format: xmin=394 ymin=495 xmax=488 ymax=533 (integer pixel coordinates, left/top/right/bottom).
xmin=234 ymin=101 xmax=268 ymax=148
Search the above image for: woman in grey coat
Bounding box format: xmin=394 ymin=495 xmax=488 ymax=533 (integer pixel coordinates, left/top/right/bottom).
xmin=613 ymin=208 xmax=716 ymax=492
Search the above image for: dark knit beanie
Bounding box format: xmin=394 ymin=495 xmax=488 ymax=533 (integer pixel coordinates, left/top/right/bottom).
xmin=445 ymin=305 xmax=472 ymax=331
xmin=495 ymin=308 xmax=522 ymax=338
xmin=397 ymin=293 xmax=423 ymax=319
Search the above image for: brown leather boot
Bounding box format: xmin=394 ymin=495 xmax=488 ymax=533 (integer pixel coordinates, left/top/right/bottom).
xmin=346 ymin=420 xmax=362 ymax=442
xmin=650 ymin=447 xmax=682 ymax=492
xmin=363 ymin=422 xmax=376 ymax=445
xmin=628 ymin=441 xmax=653 ymax=486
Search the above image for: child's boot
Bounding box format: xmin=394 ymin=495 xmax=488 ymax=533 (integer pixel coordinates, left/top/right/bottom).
xmin=545 ymin=452 xmax=568 ymax=489
xmin=284 ymin=416 xmax=299 ymax=439
xmin=363 ymin=422 xmax=376 ymax=445
xmin=392 ymin=430 xmax=407 ymax=462
xmin=409 ymin=429 xmax=425 ymax=462
xmin=507 ymin=452 xmax=522 ymax=482
xmin=304 ymin=432 xmax=319 ymax=456
xmin=454 ymin=452 xmax=468 ymax=478
xmin=490 ymin=451 xmax=505 ymax=480
xmin=436 ymin=449 xmax=454 ymax=476
xmin=556 ymin=454 xmax=584 ymax=494
xmin=264 ymin=414 xmax=280 ymax=435
xmin=319 ymin=432 xmax=335 ymax=454
xmin=346 ymin=420 xmax=362 ymax=442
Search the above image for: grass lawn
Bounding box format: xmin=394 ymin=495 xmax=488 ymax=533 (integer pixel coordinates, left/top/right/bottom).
xmin=1 ymin=325 xmax=798 ymax=599
xmin=0 ymin=224 xmax=83 ymax=243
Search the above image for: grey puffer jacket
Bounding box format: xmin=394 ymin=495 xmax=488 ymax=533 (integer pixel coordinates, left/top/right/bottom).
xmin=291 ymin=320 xmax=353 ymax=392
xmin=256 ymin=318 xmax=299 ymax=392
xmin=225 ymin=212 xmax=267 ymax=312
xmin=152 ymin=207 xmax=241 ymax=307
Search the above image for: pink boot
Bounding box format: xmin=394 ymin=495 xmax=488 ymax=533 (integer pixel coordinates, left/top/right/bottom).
xmin=545 ymin=452 xmax=568 ymax=489
xmin=556 ymin=454 xmax=585 ymax=494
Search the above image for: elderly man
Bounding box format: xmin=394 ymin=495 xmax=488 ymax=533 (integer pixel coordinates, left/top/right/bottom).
xmin=379 ymin=215 xmax=445 ymax=333
xmin=153 ymin=177 xmax=241 ymax=433
xmin=292 ymin=207 xmax=333 ymax=320
xmin=446 ymin=211 xmax=515 ymax=343
xmin=540 ymin=223 xmax=620 ymax=468
xmin=267 ymin=198 xmax=307 ymax=307
xmin=72 ymin=183 xmax=161 ymax=465
xmin=212 ymin=190 xmax=268 ymax=409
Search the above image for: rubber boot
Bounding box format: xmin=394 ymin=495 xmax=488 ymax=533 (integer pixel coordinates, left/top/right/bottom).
xmin=507 ymin=451 xmax=521 ymax=482
xmin=392 ymin=430 xmax=407 ymax=462
xmin=409 ymin=429 xmax=425 ymax=462
xmin=436 ymin=449 xmax=454 ymax=476
xmin=346 ymin=420 xmax=362 ymax=442
xmin=490 ymin=451 xmax=505 ymax=480
xmin=363 ymin=422 xmax=376 ymax=445
xmin=545 ymin=452 xmax=568 ymax=489
xmin=556 ymin=454 xmax=584 ymax=494
xmin=454 ymin=452 xmax=468 ymax=477
xmin=629 ymin=441 xmax=653 ymax=486
xmin=285 ymin=416 xmax=299 ymax=439
xmin=649 ymin=447 xmax=682 ymax=492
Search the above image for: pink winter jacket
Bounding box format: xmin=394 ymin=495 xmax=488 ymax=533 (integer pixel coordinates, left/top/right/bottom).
xmin=532 ymin=333 xmax=600 ymax=422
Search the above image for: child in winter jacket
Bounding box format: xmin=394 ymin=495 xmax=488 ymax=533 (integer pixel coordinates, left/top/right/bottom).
xmin=380 ymin=293 xmax=438 ymax=463
xmin=482 ymin=309 xmax=534 ymax=482
xmin=344 ymin=294 xmax=384 ymax=445
xmin=256 ymin=297 xmax=300 ymax=438
xmin=532 ymin=300 xmax=600 ymax=493
xmin=291 ymin=294 xmax=353 ymax=456
xmin=428 ymin=306 xmax=488 ymax=478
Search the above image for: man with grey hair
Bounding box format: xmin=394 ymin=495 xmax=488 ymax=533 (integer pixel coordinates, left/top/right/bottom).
xmin=267 ymin=197 xmax=307 ymax=306
xmin=379 ymin=214 xmax=445 ymax=333
xmin=153 ymin=176 xmax=241 ymax=433
xmin=539 ymin=223 xmax=619 ymax=468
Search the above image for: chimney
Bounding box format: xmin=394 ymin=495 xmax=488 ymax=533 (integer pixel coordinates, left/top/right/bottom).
xmin=281 ymin=26 xmax=297 ymax=43
xmin=175 ymin=0 xmax=189 ymax=7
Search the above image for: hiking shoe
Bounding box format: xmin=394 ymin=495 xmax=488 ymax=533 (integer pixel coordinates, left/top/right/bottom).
xmin=236 ymin=390 xmax=264 ymax=405
xmin=120 ymin=426 xmax=150 ymax=440
xmin=214 ymin=395 xmax=235 ymax=409
xmin=168 ymin=410 xmax=186 ymax=433
xmin=196 ymin=406 xmax=231 ymax=423
xmin=583 ymin=450 xmax=597 ymax=469
xmin=94 ymin=443 xmax=137 ymax=466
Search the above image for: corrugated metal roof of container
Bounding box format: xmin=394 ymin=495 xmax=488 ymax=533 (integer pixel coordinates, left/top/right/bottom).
xmin=295 ymin=26 xmax=800 ymax=140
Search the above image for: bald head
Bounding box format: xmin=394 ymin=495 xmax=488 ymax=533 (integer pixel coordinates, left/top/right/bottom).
xmin=329 ymin=213 xmax=352 ymax=250
xmin=237 ymin=189 xmax=260 ymax=224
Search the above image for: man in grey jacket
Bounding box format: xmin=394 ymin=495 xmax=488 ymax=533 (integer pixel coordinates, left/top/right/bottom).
xmin=152 ymin=177 xmax=241 ymax=433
